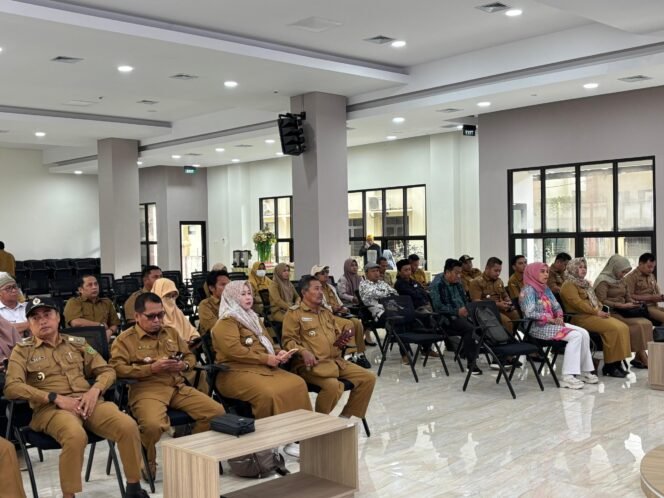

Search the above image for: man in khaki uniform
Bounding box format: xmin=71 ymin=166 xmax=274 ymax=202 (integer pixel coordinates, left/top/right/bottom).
xmin=282 ymin=276 xmax=376 ymax=418
xmin=0 ymin=436 xmax=27 ymax=498
xmin=64 ymin=275 xmax=120 ymax=340
xmin=469 ymin=257 xmax=519 ymax=333
xmin=507 ymin=255 xmax=527 ymax=300
xmin=0 ymin=241 xmax=16 ymax=276
xmin=408 ymin=254 xmax=428 ymax=288
xmin=547 ymin=252 xmax=572 ymax=294
xmin=197 ymin=270 xmax=230 ymax=335
xmin=4 ymin=297 xmax=148 ymax=498
xmin=110 ymin=292 xmax=225 ymax=478
xmin=624 ymin=252 xmax=664 ymax=323
xmin=123 ymin=266 xmax=162 ymax=324
xmin=459 ymin=255 xmax=481 ymax=293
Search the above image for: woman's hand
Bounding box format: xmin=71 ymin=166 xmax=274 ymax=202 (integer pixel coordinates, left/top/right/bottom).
xmin=597 ymin=310 xmax=610 ymax=318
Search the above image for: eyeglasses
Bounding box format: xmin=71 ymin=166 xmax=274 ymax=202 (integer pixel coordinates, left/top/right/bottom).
xmin=141 ymin=312 xmax=165 ymax=320
xmin=0 ymin=284 xmax=19 ymax=292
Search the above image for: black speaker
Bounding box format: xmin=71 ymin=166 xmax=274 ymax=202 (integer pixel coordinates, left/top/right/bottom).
xmin=278 ymin=112 xmax=306 ymax=156
xmin=462 ymin=124 xmax=477 ymax=137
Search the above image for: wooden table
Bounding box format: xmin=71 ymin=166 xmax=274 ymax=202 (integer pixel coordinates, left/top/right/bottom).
xmin=162 ymin=409 xmax=358 ymax=498
xmin=648 ymin=342 xmax=664 ymax=390
xmin=641 ymin=444 xmax=664 ymax=497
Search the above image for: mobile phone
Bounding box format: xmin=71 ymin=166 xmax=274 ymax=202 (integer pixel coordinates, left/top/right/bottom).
xmin=601 ymin=305 xmax=610 ymax=313
xmin=287 ymin=348 xmax=299 ymax=355
xmin=169 ymin=352 xmax=184 ymax=361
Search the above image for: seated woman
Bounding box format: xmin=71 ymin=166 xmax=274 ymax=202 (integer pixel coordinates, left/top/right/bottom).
xmin=268 ymin=263 xmax=299 ymax=323
xmin=211 ymin=280 xmax=312 ymax=419
xmin=594 ymin=255 xmax=653 ymax=369
xmin=560 ymin=258 xmax=631 ymax=378
xmin=337 ymin=258 xmax=362 ymax=306
xmin=519 ymin=262 xmax=597 ymax=389
xmin=248 ymin=261 xmax=272 ymax=315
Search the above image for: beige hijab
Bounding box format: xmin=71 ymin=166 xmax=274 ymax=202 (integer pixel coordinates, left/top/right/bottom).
xmin=248 ymin=261 xmax=272 ymax=293
xmin=152 ymin=278 xmax=199 ymax=341
xmin=273 ymin=263 xmax=296 ymax=304
xmin=565 ymin=257 xmax=600 ymax=309
xmin=593 ymin=255 xmax=631 ymax=289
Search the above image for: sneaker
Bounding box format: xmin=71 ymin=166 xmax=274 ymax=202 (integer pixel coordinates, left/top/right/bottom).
xmin=577 ymin=372 xmax=599 ymax=384
xmin=283 ymin=442 xmax=300 ymax=458
xmin=489 ymin=363 xmax=500 ymax=370
xmin=469 ymin=364 xmax=483 ymax=376
xmin=355 ymin=354 xmax=372 ymax=369
xmin=559 ymin=374 xmax=584 ymax=389
xmin=401 ymin=355 xmax=410 ymax=365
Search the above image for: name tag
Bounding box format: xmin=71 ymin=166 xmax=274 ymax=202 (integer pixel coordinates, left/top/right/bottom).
xmin=301 ymin=317 xmax=313 ymax=322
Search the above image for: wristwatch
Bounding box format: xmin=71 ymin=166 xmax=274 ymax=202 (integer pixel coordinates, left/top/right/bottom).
xmin=48 ymin=392 xmax=57 ymax=403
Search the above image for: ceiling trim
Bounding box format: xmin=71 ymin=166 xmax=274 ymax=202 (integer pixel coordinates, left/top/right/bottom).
xmin=52 ymin=153 xmax=97 ymax=166
xmin=0 ymin=104 xmax=172 ymax=127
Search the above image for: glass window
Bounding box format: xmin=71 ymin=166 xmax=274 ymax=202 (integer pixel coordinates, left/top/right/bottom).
xmin=348 ymin=192 xmax=363 ymax=238
xmin=545 ymin=167 xmax=576 ymax=233
xmin=583 ymin=237 xmax=615 ymax=281
xmin=365 ymin=190 xmax=383 ymax=237
xmin=618 ymin=159 xmax=654 ymax=230
xmin=139 ymin=203 xmax=157 ymax=266
xmin=259 ymin=196 xmax=293 ymax=263
xmin=261 ymin=199 xmax=275 ymax=233
xmin=277 ymin=197 xmax=291 ymax=238
xmin=580 ymin=163 xmax=613 ymax=232
xmin=406 ymin=239 xmax=425 ymax=262
xmin=277 ymin=242 xmax=291 ymax=264
xmin=514 ymin=239 xmax=543 ymax=264
xmin=512 ymin=170 xmax=541 ymax=233
xmin=149 ymin=245 xmax=158 ymax=267
xmin=139 ymin=205 xmax=146 ymax=242
xmin=618 ymin=236 xmax=652 ymax=269
xmin=543 ymin=238 xmax=575 ymax=265
xmin=385 ymin=189 xmax=405 ymax=237
xmin=407 ymin=186 xmax=426 ymax=236
xmin=386 ymin=239 xmax=405 ymax=262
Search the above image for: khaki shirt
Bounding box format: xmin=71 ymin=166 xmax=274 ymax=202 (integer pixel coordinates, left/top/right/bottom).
xmin=412 ymin=268 xmax=428 ymax=287
xmin=0 ymin=249 xmax=16 ymax=276
xmin=469 ymin=273 xmax=509 ymax=302
xmin=211 ymin=316 xmax=280 ymax=375
xmin=109 ymin=325 xmax=195 ymax=402
xmin=4 ymin=334 xmax=115 ymax=410
xmin=123 ymin=289 xmax=147 ymax=321
xmin=281 ymin=303 xmax=348 ymax=376
xmin=624 ymin=269 xmax=661 ymax=304
xmin=64 ymin=296 xmax=120 ymax=328
xmin=547 ymin=268 xmax=565 ymax=293
xmin=461 ymin=268 xmax=481 ymax=293
xmin=198 ymin=296 xmax=220 ymax=335
xmin=560 ymin=281 xmax=599 ymax=315
xmin=379 ymin=272 xmax=395 ymax=287
xmin=507 ymin=273 xmax=524 ymax=300
xmin=322 ymin=284 xmax=342 ymax=310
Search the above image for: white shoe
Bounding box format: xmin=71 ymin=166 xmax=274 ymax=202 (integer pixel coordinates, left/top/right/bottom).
xmin=489 ymin=363 xmax=500 ymax=370
xmin=283 ymin=442 xmax=300 ymax=458
xmin=560 ymin=375 xmax=584 ymax=389
xmin=577 ymin=372 xmax=599 ymax=384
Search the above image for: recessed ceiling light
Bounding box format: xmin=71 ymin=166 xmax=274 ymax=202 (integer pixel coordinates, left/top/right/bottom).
xmin=231 ymin=158 xmax=240 ymax=163
xmin=215 ymin=147 xmax=225 ymax=152
xmin=505 ymin=9 xmax=522 ymax=16
xmin=137 ymin=161 xmax=143 ymax=165
xmin=117 ymin=65 xmax=134 ymax=73
xmin=583 ymin=82 xmax=599 ymax=89
xmin=0 ymin=47 xmax=3 ymax=53
xmin=34 ymin=131 xmax=46 ymax=137
xmin=74 ymin=170 xmax=83 ymax=175
xmin=276 ymin=152 xmax=284 ymax=156
xmin=477 ymin=101 xmax=491 ymax=107
xmin=386 ymin=135 xmax=397 ymax=140
xmin=392 ymin=117 xmax=405 ymax=124
xmin=192 ymin=164 xmax=201 ymax=168
xmin=456 ymin=125 xmax=463 ymax=130
xmin=224 ymin=81 xmax=238 ymax=88
xmin=265 ymin=139 xmax=276 ymax=144
xmin=171 ymin=154 xmax=181 ymax=159
xmin=391 ymin=40 xmax=407 ymax=48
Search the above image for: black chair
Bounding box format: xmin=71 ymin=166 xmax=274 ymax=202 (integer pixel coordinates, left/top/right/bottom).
xmin=62 ymin=326 xmax=109 ymax=360
xmin=50 ymin=277 xmax=77 ymax=298
xmin=353 ymin=290 xmax=384 ymax=350
xmin=228 ymin=272 xmax=246 ymax=281
xmin=25 ymin=269 xmax=50 ymax=296
xmin=377 ymin=295 xmax=449 ymax=383
xmin=258 ymin=289 xmax=281 ymax=341
xmin=98 ymin=273 xmax=116 ymax=299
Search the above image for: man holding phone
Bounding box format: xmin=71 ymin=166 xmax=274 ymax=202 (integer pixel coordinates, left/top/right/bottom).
xmin=282 ymin=276 xmax=376 ymax=420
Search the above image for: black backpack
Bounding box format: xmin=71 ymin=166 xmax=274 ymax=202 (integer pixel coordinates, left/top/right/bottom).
xmin=473 ymin=305 xmax=512 ymax=346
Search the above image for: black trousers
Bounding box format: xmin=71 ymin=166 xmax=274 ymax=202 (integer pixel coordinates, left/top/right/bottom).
xmin=446 ymin=316 xmax=478 ymax=364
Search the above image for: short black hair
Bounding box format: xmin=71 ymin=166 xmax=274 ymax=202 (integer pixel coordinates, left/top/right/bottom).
xmin=639 ymin=252 xmax=656 ymax=264
xmin=511 ymin=254 xmax=526 ymax=267
xmin=77 ymin=274 xmax=97 ymax=289
xmin=444 ymin=258 xmax=462 ymax=273
xmin=377 ymin=256 xmax=387 ymax=264
xmin=206 ymin=269 xmax=229 ymax=288
xmin=486 ymin=257 xmax=502 ymax=268
xmin=141 ymin=265 xmax=162 ymax=279
xmin=135 ymin=292 xmax=162 ymax=313
xmin=0 ymin=241 xmax=4 ymax=250
xmin=396 ymin=259 xmax=410 ymax=272
xmin=299 ymin=275 xmax=319 ymax=297
xmin=555 ymin=252 xmax=572 ymax=263
xmin=407 ymin=254 xmax=420 ymax=262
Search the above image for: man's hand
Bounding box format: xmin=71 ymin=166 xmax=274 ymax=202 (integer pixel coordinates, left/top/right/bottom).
xmin=458 ymin=307 xmax=469 ymax=318
xmin=266 ymin=355 xmax=280 ymax=367
xmin=55 ymin=395 xmax=82 ymax=416
xmin=301 ymin=350 xmax=318 ymax=368
xmin=77 ymin=388 xmax=101 ymax=419
xmin=496 ymin=301 xmax=511 ymax=311
xmin=150 ymin=358 xmax=180 ymax=374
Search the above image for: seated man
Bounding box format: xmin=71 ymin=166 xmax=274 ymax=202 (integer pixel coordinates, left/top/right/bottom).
xmin=282 ymin=276 xmax=376 ymax=420
xmin=430 ymin=259 xmax=481 ymax=375
xmin=197 ymin=270 xmax=230 ymax=335
xmin=377 ymin=256 xmax=395 ymax=287
xmin=110 ymin=293 xmax=225 ymax=480
xmin=394 ymin=259 xmax=432 ymax=312
xmin=459 ymin=255 xmax=482 ymax=294
xmin=624 ymin=252 xmax=664 ymax=324
xmin=312 ymin=265 xmax=371 ymax=368
xmin=64 ymin=275 xmax=120 ymax=340
xmin=507 ymin=254 xmax=527 ymax=300
xmin=469 ymin=257 xmax=519 ymax=333
xmin=408 ymin=254 xmax=428 ymax=288
xmin=0 ymin=436 xmax=27 ymax=498
xmin=359 ymin=263 xmax=398 ymax=327
xmin=547 ymin=252 xmax=571 ymax=294
xmin=4 ymin=297 xmax=149 ymax=498
xmin=123 ymin=265 xmax=162 ymax=325
xmin=0 ymin=273 xmax=29 ymax=335
xmin=0 ymin=316 xmax=21 ymax=387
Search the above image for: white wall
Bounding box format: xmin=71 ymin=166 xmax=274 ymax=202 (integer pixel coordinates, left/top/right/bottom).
xmin=0 ymin=147 xmax=100 ymax=260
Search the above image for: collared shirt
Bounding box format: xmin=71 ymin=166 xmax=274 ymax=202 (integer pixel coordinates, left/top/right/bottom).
xmin=198 ymin=295 xmax=220 ymax=335
xmin=547 ymin=268 xmax=565 ymax=293
xmin=469 ymin=273 xmax=509 ymax=302
xmin=379 ymin=271 xmax=395 ymax=287
xmin=359 ymin=279 xmax=398 ymax=319
xmin=322 ymin=284 xmax=342 ymax=309
xmin=624 ymin=269 xmax=661 ymax=302
xmin=0 ymin=300 xmax=27 ymax=325
xmin=430 ymin=274 xmax=468 ymax=316
xmin=0 ymin=250 xmax=16 ymax=276
xmin=0 ymin=316 xmax=21 ymax=362
xmin=412 ymin=268 xmax=428 ymax=287
xmin=460 ymin=268 xmax=482 ymax=293
xmin=507 ymin=273 xmax=524 ymax=300
xmin=123 ymin=288 xmax=148 ymax=321
xmin=394 ymin=277 xmax=430 ymax=309
xmin=64 ymin=296 xmax=120 ymax=328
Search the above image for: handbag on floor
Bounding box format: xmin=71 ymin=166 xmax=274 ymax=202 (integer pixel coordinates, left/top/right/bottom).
xmin=653 ymin=327 xmax=664 ymax=342
xmin=228 ymin=449 xmax=288 ymax=478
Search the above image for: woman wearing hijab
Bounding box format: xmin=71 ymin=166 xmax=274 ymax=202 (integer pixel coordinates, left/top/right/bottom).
xmin=152 ymin=278 xmax=199 ymax=342
xmin=519 ymin=262 xmax=596 ymax=389
xmin=593 ymin=255 xmax=653 ymax=369
xmin=248 ymin=261 xmax=272 ymax=315
xmin=337 ymin=258 xmax=363 ymax=305
xmin=211 ymin=281 xmax=311 ymax=418
xmin=560 ymin=257 xmax=631 ymax=378
xmin=268 ymin=263 xmax=299 ymax=323
xmin=382 ymin=249 xmax=397 ymax=271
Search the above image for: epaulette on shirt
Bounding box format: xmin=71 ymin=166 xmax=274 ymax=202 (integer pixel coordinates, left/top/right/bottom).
xmin=64 ymin=335 xmax=86 ymax=346
xmin=17 ymin=337 xmax=34 ymax=347
xmin=289 ymin=304 xmax=301 ymax=311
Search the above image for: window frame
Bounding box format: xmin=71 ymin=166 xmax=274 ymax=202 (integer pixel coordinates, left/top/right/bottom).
xmin=140 ymin=202 xmax=158 ymax=267
xmin=258 ymin=195 xmax=294 ymax=263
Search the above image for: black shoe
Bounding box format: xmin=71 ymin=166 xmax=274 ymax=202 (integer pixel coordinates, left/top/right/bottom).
xmin=630 ymin=359 xmax=648 ymax=369
xmin=355 ymin=355 xmax=372 ymax=369
xmin=127 ymin=489 xmax=150 ymax=498
xmin=602 ymin=364 xmax=626 ymax=378
xmin=509 ymin=357 xmax=523 ymax=368
xmin=364 ymin=339 xmax=377 ymax=347
xmin=469 ymin=364 xmax=483 ymax=376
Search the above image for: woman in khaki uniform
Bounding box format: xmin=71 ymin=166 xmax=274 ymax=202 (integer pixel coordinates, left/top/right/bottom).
xmin=560 ymin=258 xmax=631 ymax=378
xmin=248 ymin=261 xmax=272 ymax=315
xmin=268 ymin=263 xmax=299 ymax=323
xmin=211 ymin=281 xmax=311 ymax=418
xmin=594 ymin=255 xmax=652 ymax=369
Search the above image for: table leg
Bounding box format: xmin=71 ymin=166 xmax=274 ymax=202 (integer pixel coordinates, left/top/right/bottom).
xmin=163 ymin=444 xmax=219 ymax=498
xmin=299 ymin=424 xmax=358 ymax=490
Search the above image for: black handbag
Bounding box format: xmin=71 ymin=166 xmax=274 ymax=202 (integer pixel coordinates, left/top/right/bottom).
xmin=653 ymin=327 xmax=664 ymax=343
xmin=210 ymin=414 xmax=255 ymax=437
xmin=615 ymin=304 xmax=649 ymax=319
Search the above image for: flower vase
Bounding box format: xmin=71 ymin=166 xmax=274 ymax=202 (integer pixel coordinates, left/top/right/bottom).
xmin=256 ymin=243 xmax=272 ymax=263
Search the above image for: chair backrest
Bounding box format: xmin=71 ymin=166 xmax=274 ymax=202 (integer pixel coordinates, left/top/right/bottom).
xmin=62 ymin=326 xmax=109 ymax=361
xmin=379 ymin=295 xmax=416 ymax=324
xmin=468 ymin=301 xmax=512 ymax=346
xmin=228 ymin=272 xmax=246 ymax=281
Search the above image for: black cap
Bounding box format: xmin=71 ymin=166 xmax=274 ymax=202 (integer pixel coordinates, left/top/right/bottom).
xmin=25 ymin=297 xmax=60 ymax=318
xmin=459 ymin=255 xmax=474 ymax=263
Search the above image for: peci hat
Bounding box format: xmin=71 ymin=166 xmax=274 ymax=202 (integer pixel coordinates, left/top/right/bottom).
xmin=0 ymin=272 xmax=16 ymax=290
xmin=364 ymin=263 xmax=380 ymax=270
xmin=25 ymin=296 xmax=60 ymax=318
xmin=459 ymin=255 xmax=474 ymax=263
xmin=310 ymin=264 xmax=329 ymax=276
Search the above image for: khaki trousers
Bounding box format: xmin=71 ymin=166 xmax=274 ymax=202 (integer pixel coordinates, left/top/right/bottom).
xmin=299 ymin=362 xmax=376 ymax=418
xmin=500 ymin=310 xmax=520 ymax=334
xmin=0 ymin=436 xmax=26 ymax=498
xmin=570 ymin=315 xmax=631 ymax=363
xmin=31 ymin=400 xmax=142 ymax=494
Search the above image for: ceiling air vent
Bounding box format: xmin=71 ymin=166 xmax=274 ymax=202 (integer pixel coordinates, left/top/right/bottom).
xmin=476 ymin=2 xmax=510 ymax=13
xmin=437 ymin=108 xmax=463 ymax=113
xmin=289 ymin=17 xmax=342 ymax=33
xmin=170 ymin=73 xmax=199 ymax=80
xmin=185 ymin=152 xmax=202 ymax=156
xmin=618 ymin=75 xmax=652 ymax=83
xmin=441 ymin=124 xmax=460 ymax=129
xmin=51 ymin=56 xmax=84 ymax=63
xmin=364 ymin=35 xmax=395 ymax=45
xmin=234 ymin=144 xmax=253 ymax=148
xmin=137 ymin=99 xmax=159 ymax=105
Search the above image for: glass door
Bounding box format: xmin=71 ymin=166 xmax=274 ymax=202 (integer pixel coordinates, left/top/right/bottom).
xmin=180 ymin=221 xmax=207 ymax=280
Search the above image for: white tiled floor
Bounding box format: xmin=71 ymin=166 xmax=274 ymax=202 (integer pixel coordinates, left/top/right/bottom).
xmin=17 ymin=345 xmax=663 ymax=497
